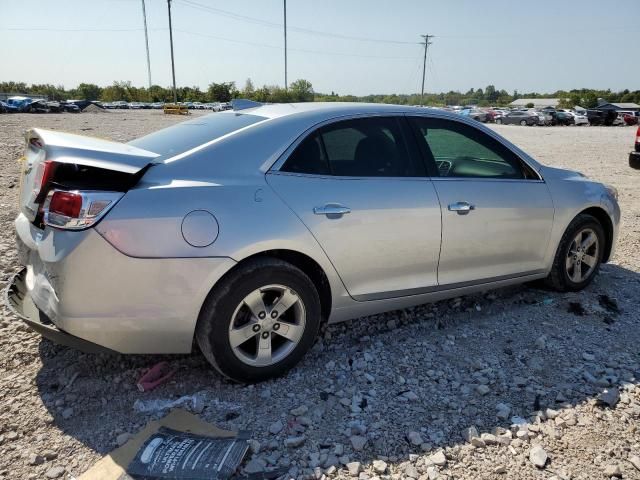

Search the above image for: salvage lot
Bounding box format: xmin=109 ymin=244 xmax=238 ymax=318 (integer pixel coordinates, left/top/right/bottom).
xmin=0 ymin=111 xmax=639 ymax=479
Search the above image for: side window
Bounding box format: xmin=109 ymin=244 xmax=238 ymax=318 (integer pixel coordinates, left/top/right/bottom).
xmin=282 ymin=117 xmax=425 ymax=177
xmin=280 ymin=134 xmax=330 ymax=175
xmin=409 ymin=117 xmax=535 ymax=179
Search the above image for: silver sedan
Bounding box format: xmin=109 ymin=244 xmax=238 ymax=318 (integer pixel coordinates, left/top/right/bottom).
xmin=7 ymin=102 xmax=620 ymax=383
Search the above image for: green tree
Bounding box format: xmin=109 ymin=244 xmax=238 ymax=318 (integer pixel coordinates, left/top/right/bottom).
xmin=289 ymin=79 xmax=314 ymax=102
xmin=485 ymin=85 xmax=498 ymax=103
xmin=73 ymin=83 xmax=102 ymax=100
xmin=207 ymin=82 xmax=237 ymax=102
xmin=242 ymin=78 xmax=255 ymax=98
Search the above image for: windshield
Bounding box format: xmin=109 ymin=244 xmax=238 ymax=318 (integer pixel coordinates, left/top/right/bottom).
xmin=129 ymin=112 xmax=266 ymax=157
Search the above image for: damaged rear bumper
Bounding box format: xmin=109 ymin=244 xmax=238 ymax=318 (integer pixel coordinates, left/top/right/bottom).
xmin=9 ymin=213 xmax=237 ymax=354
xmin=5 ymin=268 xmax=116 ymax=354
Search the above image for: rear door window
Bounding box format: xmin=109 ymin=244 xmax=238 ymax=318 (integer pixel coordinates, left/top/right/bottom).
xmin=282 ymin=117 xmax=426 ymax=177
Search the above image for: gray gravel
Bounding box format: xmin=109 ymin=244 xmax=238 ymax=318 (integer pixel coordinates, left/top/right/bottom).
xmin=1 ymin=111 xmax=639 ymax=480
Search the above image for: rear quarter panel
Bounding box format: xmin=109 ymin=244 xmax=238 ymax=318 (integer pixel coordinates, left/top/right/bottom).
xmin=96 ymin=174 xmax=351 ymax=309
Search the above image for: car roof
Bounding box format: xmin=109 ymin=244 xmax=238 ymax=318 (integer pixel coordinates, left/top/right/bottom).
xmin=238 ymin=102 xmax=428 ymax=120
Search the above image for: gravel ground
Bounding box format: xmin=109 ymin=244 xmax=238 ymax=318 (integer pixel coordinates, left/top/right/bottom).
xmin=0 ymin=111 xmax=639 ymax=480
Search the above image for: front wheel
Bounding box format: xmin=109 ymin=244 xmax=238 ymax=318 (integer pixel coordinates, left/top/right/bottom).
xmin=496 ymin=118 xmax=502 ymax=124
xmin=520 ymin=120 xmax=527 ymax=126
xmin=196 ymin=258 xmax=321 ymax=383
xmin=545 ymin=214 xmax=605 ymax=292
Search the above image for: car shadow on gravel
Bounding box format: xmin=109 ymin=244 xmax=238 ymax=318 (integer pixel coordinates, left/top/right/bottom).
xmin=32 ymin=263 xmax=640 ymax=476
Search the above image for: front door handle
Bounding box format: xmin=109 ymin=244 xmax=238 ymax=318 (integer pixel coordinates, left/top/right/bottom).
xmin=313 ymin=204 xmax=351 ymax=217
xmin=448 ymin=201 xmax=475 ymax=215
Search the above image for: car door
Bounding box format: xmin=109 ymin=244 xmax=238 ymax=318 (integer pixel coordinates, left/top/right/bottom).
xmin=408 ymin=116 xmax=554 ymax=286
xmin=267 ymin=116 xmax=442 ymax=301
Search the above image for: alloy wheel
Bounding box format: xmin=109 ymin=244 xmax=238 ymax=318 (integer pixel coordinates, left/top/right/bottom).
xmin=228 ymin=284 xmax=306 ymax=367
xmin=565 ymin=228 xmax=599 ymax=283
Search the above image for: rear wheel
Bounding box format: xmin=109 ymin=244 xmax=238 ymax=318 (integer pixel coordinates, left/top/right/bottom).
xmin=545 ymin=214 xmax=605 ymax=292
xmin=496 ymin=118 xmax=502 ymax=124
xmin=520 ymin=120 xmax=527 ymax=126
xmin=196 ymin=258 xmax=321 ymax=383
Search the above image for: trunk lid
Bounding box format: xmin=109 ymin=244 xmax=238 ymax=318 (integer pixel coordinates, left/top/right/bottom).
xmin=19 ymin=128 xmax=159 ymax=222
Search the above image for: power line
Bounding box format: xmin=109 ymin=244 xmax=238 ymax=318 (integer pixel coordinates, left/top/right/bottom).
xmin=175 ymin=29 xmax=420 ymax=60
xmin=176 ymin=0 xmax=419 ymax=46
xmin=1 ymin=26 xmax=147 ymax=32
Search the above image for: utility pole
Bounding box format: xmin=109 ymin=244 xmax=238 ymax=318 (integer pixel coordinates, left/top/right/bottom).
xmin=284 ymin=0 xmax=288 ymax=91
xmin=167 ymin=0 xmax=177 ymax=103
xmin=141 ymin=0 xmax=152 ymax=89
xmin=420 ymin=34 xmax=433 ymax=105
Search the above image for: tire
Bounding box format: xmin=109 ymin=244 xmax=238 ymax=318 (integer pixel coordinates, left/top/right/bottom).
xmin=545 ymin=214 xmax=605 ymax=292
xmin=630 ymin=153 xmax=640 ymax=169
xmin=520 ymin=120 xmax=527 ymax=126
xmin=196 ymin=257 xmax=321 ymax=383
xmin=496 ymin=118 xmax=502 ymax=124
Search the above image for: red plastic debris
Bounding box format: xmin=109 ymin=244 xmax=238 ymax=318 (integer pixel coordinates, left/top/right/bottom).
xmin=137 ymin=361 xmax=176 ymax=392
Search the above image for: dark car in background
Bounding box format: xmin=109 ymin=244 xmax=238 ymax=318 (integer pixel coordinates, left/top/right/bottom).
xmin=587 ymin=109 xmax=618 ymax=126
xmin=495 ymin=110 xmax=537 ymax=125
xmin=550 ymin=111 xmax=575 ymax=126
xmin=630 ymin=126 xmax=640 ymax=169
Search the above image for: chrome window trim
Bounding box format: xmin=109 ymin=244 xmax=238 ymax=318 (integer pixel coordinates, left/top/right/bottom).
xmin=267 ymin=170 xmax=436 ymax=182
xmin=270 ymin=110 xmax=544 ymax=182
xmin=430 ymin=177 xmax=545 ymax=184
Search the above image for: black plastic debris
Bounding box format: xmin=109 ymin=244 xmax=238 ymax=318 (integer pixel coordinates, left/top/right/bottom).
xmin=568 ymin=302 xmax=586 ymax=316
xmin=598 ymin=295 xmax=621 ymax=314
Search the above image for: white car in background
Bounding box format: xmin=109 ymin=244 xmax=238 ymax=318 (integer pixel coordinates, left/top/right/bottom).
xmin=570 ymin=111 xmax=589 ymax=126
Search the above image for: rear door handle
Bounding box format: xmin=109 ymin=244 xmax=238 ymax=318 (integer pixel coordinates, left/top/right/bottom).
xmin=448 ymin=201 xmax=475 ymax=215
xmin=313 ymin=204 xmax=351 ymax=217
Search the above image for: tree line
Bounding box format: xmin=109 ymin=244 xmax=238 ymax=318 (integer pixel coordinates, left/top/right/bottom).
xmin=1 ymin=80 xmax=639 ymax=108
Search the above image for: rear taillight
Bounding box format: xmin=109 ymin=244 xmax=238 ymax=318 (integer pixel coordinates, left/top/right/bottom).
xmin=49 ymin=191 xmax=83 ymax=217
xmin=635 ymin=127 xmax=640 ymax=147
xmin=44 ymin=190 xmax=123 ymax=230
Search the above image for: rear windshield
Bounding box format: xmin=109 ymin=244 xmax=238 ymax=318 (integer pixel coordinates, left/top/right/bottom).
xmin=129 ymin=112 xmax=266 ymax=157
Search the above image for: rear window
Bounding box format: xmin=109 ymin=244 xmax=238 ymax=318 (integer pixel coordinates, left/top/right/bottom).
xmin=129 ymin=113 xmax=266 ymax=157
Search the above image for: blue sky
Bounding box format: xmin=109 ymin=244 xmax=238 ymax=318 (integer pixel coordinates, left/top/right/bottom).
xmin=2 ymin=0 xmax=638 ymax=95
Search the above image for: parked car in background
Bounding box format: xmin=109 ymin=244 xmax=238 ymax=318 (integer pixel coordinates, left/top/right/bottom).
xmin=623 ymin=112 xmax=639 ymax=126
xmin=534 ymin=110 xmax=552 ymax=126
xmin=6 ymin=96 xmax=35 ymax=112
xmin=1 ymin=100 xmax=21 ymax=113
xmin=569 ymin=111 xmax=589 ymax=126
xmin=7 ymin=102 xmax=620 ymax=382
xmin=587 ymin=109 xmax=617 ymax=126
xmin=630 ymin=126 xmax=640 ymax=169
xmin=459 ymin=108 xmax=489 ymax=122
xmin=62 ymin=102 xmax=81 ymax=113
xmin=550 ymin=111 xmax=575 ymax=126
xmin=495 ymin=110 xmax=538 ymax=125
